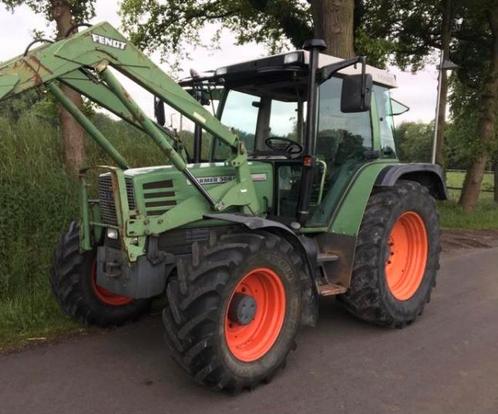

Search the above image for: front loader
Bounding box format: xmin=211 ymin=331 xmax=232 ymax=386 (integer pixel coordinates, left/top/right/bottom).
xmin=0 ymin=24 xmax=446 ymax=392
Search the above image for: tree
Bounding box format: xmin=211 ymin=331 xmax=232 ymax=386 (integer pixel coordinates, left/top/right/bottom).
xmin=361 ymin=0 xmax=498 ymax=212
xmin=120 ymin=0 xmax=362 ymax=59
xmin=457 ymin=4 xmax=498 ymax=211
xmin=395 ymin=122 xmax=434 ymax=163
xmin=310 ymin=0 xmax=355 ymax=57
xmin=1 ymin=0 xmax=96 ymax=175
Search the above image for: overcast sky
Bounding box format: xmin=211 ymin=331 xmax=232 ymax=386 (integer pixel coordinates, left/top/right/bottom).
xmin=0 ymin=1 xmax=441 ymax=126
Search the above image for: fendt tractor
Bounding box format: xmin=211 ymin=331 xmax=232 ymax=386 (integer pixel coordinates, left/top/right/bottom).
xmin=0 ymin=23 xmax=446 ymax=392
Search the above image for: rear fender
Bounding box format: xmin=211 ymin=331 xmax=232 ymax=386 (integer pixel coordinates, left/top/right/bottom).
xmin=375 ymin=163 xmax=447 ymax=200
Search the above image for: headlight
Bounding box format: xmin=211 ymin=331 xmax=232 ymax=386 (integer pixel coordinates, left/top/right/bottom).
xmin=215 ymin=67 xmax=227 ymax=76
xmin=284 ymin=52 xmax=300 ymax=64
xmin=107 ymin=228 xmax=119 ymax=240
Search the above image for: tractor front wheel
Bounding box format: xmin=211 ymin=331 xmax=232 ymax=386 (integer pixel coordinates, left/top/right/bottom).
xmin=341 ymin=180 xmax=440 ymax=328
xmin=50 ymin=221 xmax=150 ymax=327
xmin=163 ymin=231 xmax=304 ymax=392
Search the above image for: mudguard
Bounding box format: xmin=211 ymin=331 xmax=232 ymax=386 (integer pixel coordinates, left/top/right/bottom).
xmin=375 ymin=163 xmax=447 ymax=200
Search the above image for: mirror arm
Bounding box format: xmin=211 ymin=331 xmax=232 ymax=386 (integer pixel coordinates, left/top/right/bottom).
xmin=318 ymin=56 xmax=363 ymax=84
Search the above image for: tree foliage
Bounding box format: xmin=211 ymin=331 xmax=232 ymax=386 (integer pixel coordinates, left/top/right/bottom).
xmin=395 ymin=122 xmax=434 ymax=163
xmin=121 ymin=0 xmax=313 ymax=59
xmin=1 ymin=0 xmax=95 ymax=23
xmin=121 ymin=0 xmax=369 ymax=60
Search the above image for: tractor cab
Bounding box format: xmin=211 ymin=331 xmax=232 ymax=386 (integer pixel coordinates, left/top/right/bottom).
xmin=179 ymin=50 xmax=400 ymax=224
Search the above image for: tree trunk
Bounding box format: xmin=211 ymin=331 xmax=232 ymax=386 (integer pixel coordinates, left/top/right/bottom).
xmin=435 ymin=0 xmax=452 ymax=168
xmin=459 ymin=12 xmax=498 ymax=212
xmin=51 ymin=0 xmax=86 ymax=175
xmin=310 ymin=0 xmax=355 ymax=58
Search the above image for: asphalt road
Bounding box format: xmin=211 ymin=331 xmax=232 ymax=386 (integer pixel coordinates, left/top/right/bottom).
xmin=1 ymin=247 xmax=498 ymax=414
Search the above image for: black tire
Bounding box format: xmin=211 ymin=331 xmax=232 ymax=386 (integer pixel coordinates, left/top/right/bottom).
xmin=50 ymin=221 xmax=151 ymax=327
xmin=341 ymin=180 xmax=440 ymax=328
xmin=163 ymin=231 xmax=304 ymax=392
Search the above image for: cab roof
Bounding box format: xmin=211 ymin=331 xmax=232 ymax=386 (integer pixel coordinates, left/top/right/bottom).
xmin=209 ymin=50 xmax=397 ymax=89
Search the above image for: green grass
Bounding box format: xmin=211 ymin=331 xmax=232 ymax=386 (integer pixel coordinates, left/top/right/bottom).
xmin=438 ymin=170 xmax=498 ymax=230
xmin=0 ymin=111 xmax=164 ymax=351
xmin=0 ymin=292 xmax=82 ymax=351
xmin=445 ymin=170 xmax=495 ymax=201
xmin=438 ymin=200 xmax=498 ymax=229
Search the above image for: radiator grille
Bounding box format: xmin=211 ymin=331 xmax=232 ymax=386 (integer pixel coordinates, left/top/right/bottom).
xmin=98 ymin=175 xmax=135 ymax=225
xmin=142 ymin=179 xmax=176 ymax=216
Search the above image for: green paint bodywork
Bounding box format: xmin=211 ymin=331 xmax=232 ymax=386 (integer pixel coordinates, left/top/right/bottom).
xmin=115 ymin=162 xmax=273 ymax=259
xmin=328 ymin=161 xmax=398 ymax=234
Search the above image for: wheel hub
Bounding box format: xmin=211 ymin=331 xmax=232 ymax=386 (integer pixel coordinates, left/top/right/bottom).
xmin=228 ymin=293 xmax=257 ymax=325
xmin=225 ymin=267 xmax=286 ymax=362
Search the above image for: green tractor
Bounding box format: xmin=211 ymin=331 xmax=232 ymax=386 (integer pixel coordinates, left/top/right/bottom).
xmin=0 ymin=24 xmax=445 ymax=392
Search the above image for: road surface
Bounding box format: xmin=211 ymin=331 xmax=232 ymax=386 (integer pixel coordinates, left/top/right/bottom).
xmin=1 ymin=247 xmax=498 ymax=414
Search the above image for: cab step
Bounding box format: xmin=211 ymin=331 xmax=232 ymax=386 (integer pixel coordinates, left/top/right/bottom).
xmin=318 ymin=283 xmax=347 ymax=296
xmin=317 ymin=253 xmax=339 ymax=263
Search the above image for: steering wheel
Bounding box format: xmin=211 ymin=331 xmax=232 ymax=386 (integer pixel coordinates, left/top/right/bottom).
xmin=265 ymin=137 xmax=303 ymax=155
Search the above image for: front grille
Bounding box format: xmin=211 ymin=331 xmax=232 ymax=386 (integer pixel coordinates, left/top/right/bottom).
xmin=142 ymin=179 xmax=176 ymax=216
xmin=126 ymin=179 xmax=136 ymax=210
xmin=98 ymin=175 xmax=135 ymax=225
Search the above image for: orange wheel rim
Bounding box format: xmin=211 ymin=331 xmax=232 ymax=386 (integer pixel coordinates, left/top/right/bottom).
xmin=90 ymin=261 xmax=133 ymax=306
xmin=225 ymin=268 xmax=286 ymax=362
xmin=385 ymin=212 xmax=428 ymax=301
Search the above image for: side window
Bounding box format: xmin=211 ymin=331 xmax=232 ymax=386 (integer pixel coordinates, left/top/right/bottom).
xmin=373 ymin=85 xmax=396 ymax=155
xmin=315 ymin=77 xmax=372 ymax=167
xmin=215 ymin=90 xmax=259 ymax=159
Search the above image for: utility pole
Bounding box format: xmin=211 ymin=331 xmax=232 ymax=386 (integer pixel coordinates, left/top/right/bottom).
xmin=431 ymin=0 xmax=455 ymax=166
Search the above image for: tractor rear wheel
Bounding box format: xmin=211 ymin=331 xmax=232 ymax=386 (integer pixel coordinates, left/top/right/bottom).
xmin=341 ymin=180 xmax=440 ymax=327
xmin=163 ymin=231 xmax=304 ymax=392
xmin=50 ymin=221 xmax=150 ymax=327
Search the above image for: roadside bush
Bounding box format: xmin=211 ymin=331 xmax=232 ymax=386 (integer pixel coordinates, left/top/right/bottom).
xmin=0 ymin=103 xmax=165 ymax=346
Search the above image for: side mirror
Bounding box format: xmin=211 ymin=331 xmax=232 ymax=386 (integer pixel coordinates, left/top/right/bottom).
xmin=341 ymin=73 xmax=372 ymax=113
xmin=154 ymin=97 xmax=165 ymax=126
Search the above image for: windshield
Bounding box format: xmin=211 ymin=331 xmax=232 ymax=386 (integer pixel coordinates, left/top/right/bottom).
xmin=219 ymin=90 xmax=259 ymax=153
xmin=212 ymin=89 xmax=302 ymax=159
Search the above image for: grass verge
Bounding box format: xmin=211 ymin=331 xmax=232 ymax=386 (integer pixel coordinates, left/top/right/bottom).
xmin=440 ymin=170 xmax=498 ymax=229
xmin=438 ymin=200 xmax=498 ymax=230
xmin=0 ymin=292 xmax=82 ymax=352
xmin=0 ymin=109 xmax=163 ymax=352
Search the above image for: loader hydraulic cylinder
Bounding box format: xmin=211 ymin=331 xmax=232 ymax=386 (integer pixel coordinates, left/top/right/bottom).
xmin=99 ymin=67 xmax=187 ymax=171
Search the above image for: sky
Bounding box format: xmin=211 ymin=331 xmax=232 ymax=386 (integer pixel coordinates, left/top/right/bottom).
xmin=0 ymin=1 xmax=442 ymax=127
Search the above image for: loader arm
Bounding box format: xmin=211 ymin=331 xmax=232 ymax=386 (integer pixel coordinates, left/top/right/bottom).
xmin=0 ymin=22 xmax=260 ymax=222
xmin=0 ymin=22 xmax=237 ymax=147
xmin=59 ymin=68 xmax=148 ymax=131
xmin=58 ymin=68 xmax=186 ymax=156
